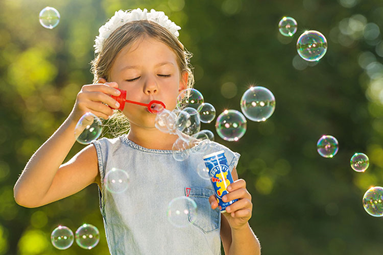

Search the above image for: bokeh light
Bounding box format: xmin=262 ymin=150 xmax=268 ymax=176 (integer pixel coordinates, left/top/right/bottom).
xmin=317 ymin=135 xmax=339 ymax=158
xmin=167 ymin=196 xmax=197 ymax=228
xmin=197 ymin=102 xmax=216 ymax=123
xmin=278 ymin=17 xmax=298 ymax=37
xmin=363 ymin=186 xmax=383 ymax=217
xmin=176 ymin=88 xmax=204 ymax=110
xmin=297 ymin=30 xmax=328 ymax=61
xmin=240 ymin=86 xmax=276 ymax=122
xmin=39 ymin=7 xmax=60 ymax=29
xmin=104 ymin=168 xmax=130 ymax=193
xmin=51 ymin=226 xmax=74 ymax=250
xmin=74 ymin=112 xmax=102 ymax=145
xmin=75 ymin=224 xmax=100 ymax=249
xmin=215 ymin=110 xmax=247 ymax=141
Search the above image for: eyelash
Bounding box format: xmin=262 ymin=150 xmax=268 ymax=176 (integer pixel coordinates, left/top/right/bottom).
xmin=126 ymin=75 xmax=170 ymax=82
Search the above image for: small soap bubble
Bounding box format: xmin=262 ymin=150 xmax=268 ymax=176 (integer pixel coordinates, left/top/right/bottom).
xmin=177 ymin=88 xmax=204 ymax=110
xmin=180 ymin=107 xmax=201 ymax=136
xmin=297 ymin=30 xmax=328 ymax=61
xmin=197 ymin=162 xmax=211 ymax=180
xmin=74 ymin=112 xmax=102 ymax=144
xmin=317 ymin=135 xmax=339 ymax=158
xmin=167 ymin=196 xmax=198 ymax=228
xmin=75 ymin=224 xmax=100 ymax=250
xmin=363 ymin=186 xmax=383 ymax=217
xmin=155 ymin=109 xmax=178 ymax=134
xmin=104 ymin=168 xmax=130 ymax=193
xmin=350 ymin=153 xmax=369 ymax=172
xmin=279 ymin=17 xmax=298 ymax=37
xmin=240 ymin=86 xmax=276 ymax=122
xmin=172 ymin=137 xmax=191 ymax=161
xmin=193 ymin=130 xmax=214 ymax=141
xmin=215 ymin=110 xmax=247 ymax=142
xmin=39 ymin=7 xmax=60 ymax=29
xmin=197 ymin=103 xmax=216 ymax=123
xmin=51 ymin=226 xmax=74 ymax=250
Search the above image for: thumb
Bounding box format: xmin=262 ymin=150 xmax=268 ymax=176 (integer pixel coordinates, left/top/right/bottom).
xmin=209 ymin=194 xmax=219 ymax=210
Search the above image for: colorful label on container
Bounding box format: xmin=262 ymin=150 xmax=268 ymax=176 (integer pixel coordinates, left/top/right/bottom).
xmin=203 ymin=150 xmax=238 ymax=213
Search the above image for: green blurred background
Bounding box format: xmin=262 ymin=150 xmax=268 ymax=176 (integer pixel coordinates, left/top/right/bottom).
xmin=1 ymin=0 xmax=383 ymax=254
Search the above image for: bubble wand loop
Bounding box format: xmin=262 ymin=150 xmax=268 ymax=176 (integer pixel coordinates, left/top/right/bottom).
xmin=111 ymin=89 xmax=166 ymax=114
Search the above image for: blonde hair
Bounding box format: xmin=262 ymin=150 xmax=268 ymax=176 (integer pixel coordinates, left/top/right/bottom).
xmin=91 ymin=20 xmax=194 ymax=137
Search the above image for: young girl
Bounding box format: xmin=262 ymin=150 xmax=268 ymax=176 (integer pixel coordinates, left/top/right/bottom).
xmin=14 ymin=8 xmax=260 ymax=255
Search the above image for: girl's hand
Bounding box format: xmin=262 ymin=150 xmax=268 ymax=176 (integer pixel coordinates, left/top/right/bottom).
xmin=70 ymin=79 xmax=121 ymax=122
xmin=209 ymin=179 xmax=253 ymax=230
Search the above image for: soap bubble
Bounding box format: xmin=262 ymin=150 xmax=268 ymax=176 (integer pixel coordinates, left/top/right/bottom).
xmin=197 ymin=103 xmax=216 ymax=123
xmin=192 ymin=130 xmax=214 ymax=141
xmin=167 ymin=196 xmax=198 ymax=228
xmin=191 ymin=130 xmax=215 ymax=153
xmin=172 ymin=137 xmax=190 ymax=161
xmin=74 ymin=112 xmax=102 ymax=144
xmin=297 ymin=30 xmax=328 ymax=61
xmin=279 ymin=17 xmax=298 ymax=37
xmin=39 ymin=7 xmax=60 ymax=29
xmin=197 ymin=161 xmax=211 ymax=180
xmin=177 ymin=88 xmax=204 ymax=110
xmin=216 ymin=110 xmax=247 ymax=141
xmin=104 ymin=168 xmax=130 ymax=193
xmin=51 ymin=226 xmax=74 ymax=250
xmin=240 ymin=86 xmax=276 ymax=122
xmin=317 ymin=135 xmax=339 ymax=158
xmin=155 ymin=109 xmax=177 ymax=134
xmin=350 ymin=153 xmax=369 ymax=172
xmin=363 ymin=186 xmax=383 ymax=217
xmin=75 ymin=224 xmax=100 ymax=249
xmin=180 ymin=107 xmax=201 ymax=136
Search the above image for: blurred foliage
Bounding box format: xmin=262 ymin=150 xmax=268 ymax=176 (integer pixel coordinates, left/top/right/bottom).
xmin=2 ymin=0 xmax=383 ymax=254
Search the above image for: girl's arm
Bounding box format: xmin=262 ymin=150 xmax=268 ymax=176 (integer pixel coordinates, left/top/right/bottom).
xmin=210 ymin=168 xmax=261 ymax=255
xmin=13 ymin=83 xmax=120 ymax=208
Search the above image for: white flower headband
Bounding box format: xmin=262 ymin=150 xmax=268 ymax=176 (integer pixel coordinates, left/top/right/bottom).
xmin=94 ymin=8 xmax=181 ymax=53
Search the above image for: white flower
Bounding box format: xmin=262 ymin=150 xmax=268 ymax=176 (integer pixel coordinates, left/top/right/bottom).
xmin=94 ymin=8 xmax=181 ymax=53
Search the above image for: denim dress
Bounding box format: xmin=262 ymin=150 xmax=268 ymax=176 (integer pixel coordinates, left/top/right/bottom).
xmin=93 ymin=136 xmax=240 ymax=255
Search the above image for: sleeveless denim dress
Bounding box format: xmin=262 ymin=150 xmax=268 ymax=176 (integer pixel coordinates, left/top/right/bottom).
xmin=93 ymin=136 xmax=240 ymax=255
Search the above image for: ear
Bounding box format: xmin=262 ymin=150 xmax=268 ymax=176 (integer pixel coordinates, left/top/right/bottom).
xmin=179 ymin=71 xmax=188 ymax=92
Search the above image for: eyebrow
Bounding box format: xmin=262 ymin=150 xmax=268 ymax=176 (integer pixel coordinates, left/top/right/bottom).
xmin=120 ymin=62 xmax=175 ymax=71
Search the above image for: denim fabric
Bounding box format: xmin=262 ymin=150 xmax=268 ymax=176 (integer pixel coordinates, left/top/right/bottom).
xmin=93 ymin=136 xmax=240 ymax=255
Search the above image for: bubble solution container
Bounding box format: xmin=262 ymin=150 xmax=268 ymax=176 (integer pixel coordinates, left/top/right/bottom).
xmin=203 ymin=150 xmax=238 ymax=213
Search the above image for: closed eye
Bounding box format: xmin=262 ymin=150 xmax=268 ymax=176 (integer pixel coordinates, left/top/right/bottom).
xmin=126 ymin=77 xmax=140 ymax=82
xmin=158 ymin=74 xmax=171 ymax=77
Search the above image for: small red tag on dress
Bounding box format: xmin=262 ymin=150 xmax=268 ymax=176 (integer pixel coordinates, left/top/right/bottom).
xmin=185 ymin=187 xmax=191 ymax=197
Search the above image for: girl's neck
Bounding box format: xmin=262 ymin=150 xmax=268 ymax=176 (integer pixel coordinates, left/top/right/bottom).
xmin=127 ymin=127 xmax=179 ymax=150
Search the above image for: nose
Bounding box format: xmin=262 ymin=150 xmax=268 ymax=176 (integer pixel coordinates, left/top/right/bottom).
xmin=144 ymin=76 xmax=158 ymax=95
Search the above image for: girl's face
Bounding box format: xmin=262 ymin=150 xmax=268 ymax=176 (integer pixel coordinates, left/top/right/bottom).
xmin=109 ymin=36 xmax=187 ymax=129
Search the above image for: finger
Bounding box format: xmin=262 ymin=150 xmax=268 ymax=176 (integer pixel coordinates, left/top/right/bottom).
xmin=228 ymin=208 xmax=252 ymax=219
xmin=209 ymin=195 xmax=219 ymax=210
xmin=225 ymin=198 xmax=252 ymax=213
xmin=227 ymin=179 xmax=246 ymax=192
xmin=98 ymin=78 xmax=107 ymax=83
xmin=80 ymin=100 xmax=115 ymax=119
xmin=79 ymin=90 xmax=121 ymax=109
xmin=222 ymin=188 xmax=251 ymax=202
xmin=81 ymin=84 xmax=121 ymax=97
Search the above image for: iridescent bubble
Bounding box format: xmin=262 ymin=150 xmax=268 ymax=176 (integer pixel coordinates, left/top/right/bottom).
xmin=350 ymin=153 xmax=369 ymax=172
xmin=51 ymin=226 xmax=74 ymax=250
xmin=317 ymin=135 xmax=339 ymax=158
xmin=240 ymin=86 xmax=276 ymax=122
xmin=278 ymin=17 xmax=298 ymax=37
xmin=75 ymin=224 xmax=100 ymax=250
xmin=215 ymin=110 xmax=247 ymax=141
xmin=172 ymin=137 xmax=191 ymax=161
xmin=180 ymin=107 xmax=201 ymax=136
xmin=177 ymin=88 xmax=204 ymax=110
xmin=74 ymin=112 xmax=102 ymax=145
xmin=39 ymin=7 xmax=60 ymax=29
xmin=197 ymin=161 xmax=210 ymax=180
xmin=297 ymin=30 xmax=328 ymax=61
xmin=155 ymin=109 xmax=177 ymax=134
xmin=363 ymin=186 xmax=383 ymax=217
xmin=104 ymin=168 xmax=130 ymax=193
xmin=197 ymin=103 xmax=216 ymax=123
xmin=167 ymin=196 xmax=198 ymax=228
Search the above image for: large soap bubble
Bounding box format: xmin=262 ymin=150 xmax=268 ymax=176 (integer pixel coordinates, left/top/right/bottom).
xmin=177 ymin=88 xmax=204 ymax=110
xmin=297 ymin=30 xmax=328 ymax=62
xmin=240 ymin=86 xmax=275 ymax=122
xmin=74 ymin=112 xmax=102 ymax=145
xmin=215 ymin=110 xmax=247 ymax=141
xmin=363 ymin=186 xmax=383 ymax=217
xmin=167 ymin=196 xmax=198 ymax=228
xmin=39 ymin=7 xmax=60 ymax=29
xmin=75 ymin=224 xmax=100 ymax=249
xmin=51 ymin=226 xmax=74 ymax=250
xmin=278 ymin=17 xmax=298 ymax=37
